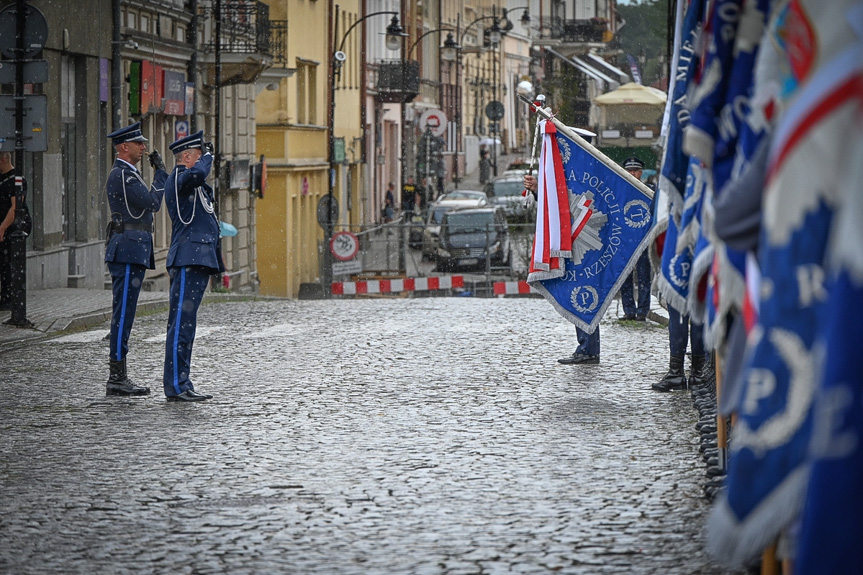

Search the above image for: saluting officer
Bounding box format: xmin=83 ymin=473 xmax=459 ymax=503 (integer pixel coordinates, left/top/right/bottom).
xmin=162 ymin=130 xmax=224 ymax=402
xmin=104 ymin=122 xmax=168 ymax=396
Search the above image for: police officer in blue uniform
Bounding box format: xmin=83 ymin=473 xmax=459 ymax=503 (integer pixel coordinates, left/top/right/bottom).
xmin=619 ymin=156 xmax=652 ymax=321
xmin=104 ymin=122 xmax=168 ymax=396
xmin=162 ymin=130 xmax=224 ymax=402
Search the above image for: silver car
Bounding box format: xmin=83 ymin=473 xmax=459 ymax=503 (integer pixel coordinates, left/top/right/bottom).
xmin=484 ymin=177 xmax=533 ymax=222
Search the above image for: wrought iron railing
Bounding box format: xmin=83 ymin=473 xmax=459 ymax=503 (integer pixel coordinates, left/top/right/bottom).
xmin=539 ymin=18 xmax=609 ymax=44
xmin=205 ymin=0 xmax=273 ymax=56
xmin=375 ymin=60 xmax=420 ymax=103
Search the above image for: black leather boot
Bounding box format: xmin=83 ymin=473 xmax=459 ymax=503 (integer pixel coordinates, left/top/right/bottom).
xmin=106 ymin=358 xmax=150 ymax=396
xmin=690 ymin=354 xmax=714 ymax=388
xmin=652 ymin=355 xmax=687 ymax=392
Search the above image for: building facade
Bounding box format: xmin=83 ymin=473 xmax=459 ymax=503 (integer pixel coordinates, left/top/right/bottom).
xmin=0 ymin=0 xmax=271 ymax=294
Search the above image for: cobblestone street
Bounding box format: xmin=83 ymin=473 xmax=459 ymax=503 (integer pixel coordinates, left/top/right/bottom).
xmin=1 ymin=297 xmax=740 ymax=574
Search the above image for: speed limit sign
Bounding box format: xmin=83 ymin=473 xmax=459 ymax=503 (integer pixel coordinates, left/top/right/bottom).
xmin=329 ymin=231 xmax=360 ymax=261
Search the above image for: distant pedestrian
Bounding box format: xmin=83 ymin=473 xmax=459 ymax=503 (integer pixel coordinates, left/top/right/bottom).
xmin=402 ymin=176 xmax=417 ymax=215
xmin=384 ymin=182 xmax=395 ymax=222
xmin=104 ymin=123 xmax=168 ymax=396
xmin=162 ymin=130 xmax=223 ymax=402
xmin=479 ymin=148 xmax=491 ymax=185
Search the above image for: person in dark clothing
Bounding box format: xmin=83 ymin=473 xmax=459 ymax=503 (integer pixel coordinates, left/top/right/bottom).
xmin=619 ymin=157 xmax=652 ymax=321
xmin=479 ymin=148 xmax=491 ymax=185
xmin=0 ymin=151 xmax=18 ymax=311
xmin=162 ymin=130 xmax=224 ymax=402
xmin=103 ymin=123 xmax=168 ymax=396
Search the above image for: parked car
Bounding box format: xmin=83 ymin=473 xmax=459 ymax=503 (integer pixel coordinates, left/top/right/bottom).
xmin=421 ymin=191 xmax=488 ymax=258
xmin=436 ymin=206 xmax=511 ymax=272
xmin=501 ymin=158 xmax=531 ymax=178
xmin=484 ymin=177 xmax=532 ymax=222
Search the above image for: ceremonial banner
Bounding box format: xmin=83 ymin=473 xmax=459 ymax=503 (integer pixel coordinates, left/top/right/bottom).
xmin=655 ymin=156 xmax=705 ymax=315
xmin=707 ymin=0 xmax=862 ymax=565
xmin=659 ymin=0 xmax=707 ymax=218
xmin=796 ymin=133 xmax=863 ymax=573
xmin=527 ymin=119 xmax=654 ymax=334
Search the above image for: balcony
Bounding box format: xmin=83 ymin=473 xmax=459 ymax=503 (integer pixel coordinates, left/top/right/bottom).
xmin=535 ymin=18 xmax=612 ymax=47
xmin=375 ymin=60 xmax=420 ymax=104
xmin=202 ymin=0 xmax=281 ymax=86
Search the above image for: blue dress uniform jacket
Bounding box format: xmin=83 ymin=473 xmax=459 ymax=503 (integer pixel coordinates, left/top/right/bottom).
xmin=164 ymin=153 xmax=224 ymax=272
xmin=105 ymin=159 xmax=167 ymax=268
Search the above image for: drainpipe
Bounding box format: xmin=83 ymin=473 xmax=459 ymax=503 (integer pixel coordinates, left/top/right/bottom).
xmin=188 ymin=0 xmax=198 ymax=131
xmin=111 ymin=0 xmax=121 ymax=130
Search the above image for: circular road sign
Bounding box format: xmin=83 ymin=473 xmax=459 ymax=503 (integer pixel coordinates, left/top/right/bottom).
xmin=330 ymin=231 xmax=360 ymax=261
xmin=0 ymin=3 xmax=48 ymax=59
xmin=419 ymin=109 xmax=448 ymax=137
xmin=485 ymin=100 xmax=505 ymax=121
xmin=316 ymin=195 xmax=339 ymax=229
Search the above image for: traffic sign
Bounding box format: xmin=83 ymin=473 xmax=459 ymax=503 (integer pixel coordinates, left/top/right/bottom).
xmin=317 ymin=194 xmax=339 ymax=229
xmin=485 ymin=100 xmax=505 ymax=121
xmin=419 ymin=109 xmax=448 ymax=137
xmin=0 ymin=3 xmax=48 ymax=59
xmin=330 ymin=231 xmax=360 ymax=261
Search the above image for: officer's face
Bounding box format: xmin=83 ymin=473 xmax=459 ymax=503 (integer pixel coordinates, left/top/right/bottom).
xmin=626 ymin=168 xmax=643 ymax=182
xmin=181 ymin=149 xmax=202 ymax=168
xmin=122 ymin=141 xmax=147 ymax=165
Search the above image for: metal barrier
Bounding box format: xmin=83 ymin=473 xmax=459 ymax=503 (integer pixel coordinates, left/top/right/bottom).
xmin=329 ymin=218 xmax=538 ymax=297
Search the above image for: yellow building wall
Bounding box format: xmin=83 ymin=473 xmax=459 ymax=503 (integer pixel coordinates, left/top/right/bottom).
xmin=256 ymin=0 xmax=334 ymax=298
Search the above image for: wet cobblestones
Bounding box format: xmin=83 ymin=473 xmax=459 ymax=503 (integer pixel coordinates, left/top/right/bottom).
xmin=1 ymin=298 xmax=741 ymax=574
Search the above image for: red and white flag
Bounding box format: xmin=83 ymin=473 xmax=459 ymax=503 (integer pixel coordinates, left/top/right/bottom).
xmin=529 ymin=120 xmax=571 ymax=278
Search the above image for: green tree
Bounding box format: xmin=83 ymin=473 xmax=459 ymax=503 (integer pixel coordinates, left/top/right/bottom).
xmin=616 ymin=0 xmax=670 ymax=86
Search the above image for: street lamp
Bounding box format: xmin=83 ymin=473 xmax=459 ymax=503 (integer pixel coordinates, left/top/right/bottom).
xmin=453 ymin=12 xmax=504 ymax=188
xmin=325 ymin=9 xmax=406 ymax=298
xmin=403 ymin=27 xmax=460 ymax=202
xmin=406 ymin=26 xmax=459 ymax=60
xmin=502 ymin=6 xmax=531 ymax=28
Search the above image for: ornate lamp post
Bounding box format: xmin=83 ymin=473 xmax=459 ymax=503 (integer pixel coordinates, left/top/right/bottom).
xmin=405 ymin=27 xmax=459 ymax=197
xmin=325 ymin=9 xmax=406 ymax=297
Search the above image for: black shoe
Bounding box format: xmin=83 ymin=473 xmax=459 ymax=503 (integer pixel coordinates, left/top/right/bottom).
xmin=106 ymin=380 xmax=151 ymax=396
xmin=106 ymin=358 xmax=150 ymax=396
xmin=634 ymin=315 xmax=647 ymax=321
xmin=621 ymin=314 xmax=637 ymax=321
xmin=653 ymin=356 xmax=686 ymax=391
xmin=558 ymin=353 xmax=599 ymax=365
xmin=166 ymin=389 xmax=213 ymax=402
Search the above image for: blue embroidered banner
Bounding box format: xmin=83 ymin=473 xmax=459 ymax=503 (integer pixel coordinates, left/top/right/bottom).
xmin=659 ymin=0 xmax=706 ymax=216
xmin=528 ymin=123 xmax=655 ymax=333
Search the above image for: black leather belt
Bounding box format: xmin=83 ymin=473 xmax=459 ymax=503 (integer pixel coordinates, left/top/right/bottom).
xmin=124 ymin=222 xmax=152 ymax=232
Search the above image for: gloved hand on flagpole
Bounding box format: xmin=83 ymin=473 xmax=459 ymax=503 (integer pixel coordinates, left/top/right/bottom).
xmin=522 ymin=174 xmax=537 ymax=208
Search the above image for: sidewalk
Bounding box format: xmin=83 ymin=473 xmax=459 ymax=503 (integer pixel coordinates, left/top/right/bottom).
xmin=0 ymin=288 xmax=166 ymax=345
xmin=0 ymin=288 xmax=256 ymax=346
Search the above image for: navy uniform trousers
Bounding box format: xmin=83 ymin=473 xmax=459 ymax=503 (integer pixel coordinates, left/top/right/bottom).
xmin=163 ymin=265 xmax=212 ymax=397
xmin=108 ymin=262 xmax=147 ymax=362
xmin=575 ymin=326 xmax=600 ymax=357
xmin=668 ymin=306 xmax=705 ymax=358
xmin=620 ymin=249 xmax=651 ymax=317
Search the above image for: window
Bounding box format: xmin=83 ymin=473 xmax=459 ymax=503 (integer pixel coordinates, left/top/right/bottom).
xmin=126 ymin=10 xmax=137 ymax=31
xmin=140 ymin=14 xmax=149 ymax=34
xmin=296 ymin=60 xmax=318 ymax=125
xmin=177 ymin=24 xmax=186 ymax=42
